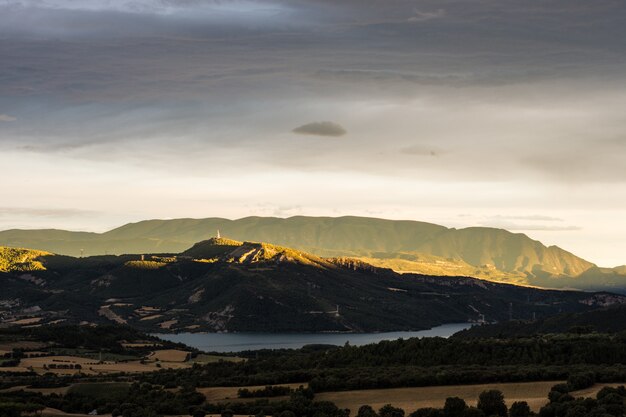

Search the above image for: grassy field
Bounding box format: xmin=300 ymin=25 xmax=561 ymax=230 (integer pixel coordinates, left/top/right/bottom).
xmin=315 ymin=381 xmax=563 ymax=413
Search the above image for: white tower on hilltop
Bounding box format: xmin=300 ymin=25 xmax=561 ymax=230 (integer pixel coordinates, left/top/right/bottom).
xmin=217 ymin=229 xmax=221 ymax=239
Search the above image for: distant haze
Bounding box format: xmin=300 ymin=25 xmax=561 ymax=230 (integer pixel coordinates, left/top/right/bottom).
xmin=1 ymin=0 xmax=625 ymax=267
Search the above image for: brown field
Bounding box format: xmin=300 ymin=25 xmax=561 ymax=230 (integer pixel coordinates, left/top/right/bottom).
xmin=198 ymin=383 xmax=308 ymax=402
xmin=14 ymin=355 xmax=190 ymax=375
xmin=149 ymin=349 xmax=190 ymax=362
xmin=10 ymin=317 xmax=44 ymax=325
xmin=316 ymin=381 xmax=564 ymax=413
xmin=0 ymin=366 xmax=31 ymax=373
xmin=42 ymin=407 xmax=112 ymax=417
xmin=139 ymin=314 xmax=163 ymax=321
xmin=160 ymin=319 xmax=178 ymax=329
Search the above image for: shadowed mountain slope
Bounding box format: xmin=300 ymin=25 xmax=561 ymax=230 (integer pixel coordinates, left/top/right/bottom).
xmin=2 ymin=240 xmax=625 ymax=333
xmin=453 ymin=304 xmax=626 ymax=339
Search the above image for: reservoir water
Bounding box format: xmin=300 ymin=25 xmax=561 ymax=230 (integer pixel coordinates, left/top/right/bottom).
xmin=155 ymin=322 xmax=472 ymax=352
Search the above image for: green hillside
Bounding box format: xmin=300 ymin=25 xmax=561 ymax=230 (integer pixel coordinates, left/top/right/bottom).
xmin=1 ymin=216 xmax=624 ymax=291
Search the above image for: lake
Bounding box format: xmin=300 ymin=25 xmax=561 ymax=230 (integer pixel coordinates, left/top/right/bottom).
xmin=154 ymin=322 xmax=472 ymax=352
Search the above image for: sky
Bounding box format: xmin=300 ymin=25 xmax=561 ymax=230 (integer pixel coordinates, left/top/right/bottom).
xmin=1 ymin=0 xmax=626 ymax=266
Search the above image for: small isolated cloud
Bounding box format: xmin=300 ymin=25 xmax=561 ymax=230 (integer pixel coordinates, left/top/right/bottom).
xmin=401 ymin=145 xmax=443 ymax=157
xmin=292 ymin=121 xmax=347 ymax=137
xmin=408 ymin=8 xmax=445 ymax=22
xmin=0 ymin=114 xmax=16 ymax=122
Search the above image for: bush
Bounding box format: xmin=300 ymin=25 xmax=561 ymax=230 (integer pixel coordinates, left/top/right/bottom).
xmin=567 ymin=373 xmax=595 ymax=391
xmin=379 ymin=404 xmax=405 ymax=417
xmin=461 ymin=408 xmax=485 ymax=417
xmin=477 ymin=390 xmax=507 ymax=417
xmin=358 ymin=405 xmax=379 ymax=417
xmin=509 ymin=402 xmax=531 ymax=417
xmin=411 ymin=408 xmax=444 ymax=417
xmin=444 ymin=397 xmax=467 ymax=417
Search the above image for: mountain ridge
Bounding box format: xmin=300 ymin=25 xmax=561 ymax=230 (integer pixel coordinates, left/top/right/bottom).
xmin=0 ymin=216 xmax=624 ymax=292
xmin=2 ymin=240 xmax=625 ymax=333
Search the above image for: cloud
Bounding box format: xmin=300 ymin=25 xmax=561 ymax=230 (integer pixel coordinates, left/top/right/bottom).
xmin=292 ymin=122 xmax=347 ymax=137
xmin=400 ymin=145 xmax=442 ymax=157
xmin=0 ymin=114 xmax=16 ymax=122
xmin=489 ymin=215 xmax=564 ymax=222
xmin=0 ymin=207 xmax=95 ymax=218
xmin=479 ymin=220 xmax=581 ymax=232
xmin=408 ymin=8 xmax=445 ymax=22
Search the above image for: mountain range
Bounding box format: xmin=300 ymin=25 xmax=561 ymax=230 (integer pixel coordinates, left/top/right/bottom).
xmin=2 ymin=238 xmax=625 ymax=333
xmin=1 ymin=216 xmax=624 ymax=292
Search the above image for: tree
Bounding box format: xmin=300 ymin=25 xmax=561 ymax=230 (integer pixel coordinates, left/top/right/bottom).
xmin=477 ymin=390 xmax=507 ymax=417
xmin=509 ymin=402 xmax=530 ymax=417
xmin=567 ymin=373 xmax=595 ymax=391
xmin=379 ymin=404 xmax=405 ymax=417
xmin=410 ymin=409 xmax=444 ymax=417
xmin=358 ymin=405 xmax=379 ymax=417
xmin=444 ymin=397 xmax=467 ymax=417
xmin=462 ymin=408 xmax=485 ymax=417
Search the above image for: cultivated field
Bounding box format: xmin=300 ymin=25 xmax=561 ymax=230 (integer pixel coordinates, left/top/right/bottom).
xmin=315 ymin=381 xmax=563 ymax=413
xmin=190 ymin=381 xmax=626 ymax=411
xmin=1 ymin=351 xmax=193 ymax=375
xmin=22 ymin=355 xmax=188 ymax=375
xmin=148 ymin=349 xmax=190 ymax=362
xmin=41 ymin=407 xmax=113 ymax=417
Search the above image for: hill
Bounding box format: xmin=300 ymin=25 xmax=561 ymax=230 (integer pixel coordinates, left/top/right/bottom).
xmin=453 ymin=304 xmax=626 ymax=339
xmin=1 ymin=240 xmax=624 ymax=333
xmin=1 ymin=216 xmax=624 ymax=291
xmin=0 ymin=247 xmax=50 ymax=273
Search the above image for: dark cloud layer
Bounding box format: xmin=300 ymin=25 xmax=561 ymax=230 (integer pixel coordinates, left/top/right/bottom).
xmin=0 ymin=2 xmax=625 ymax=267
